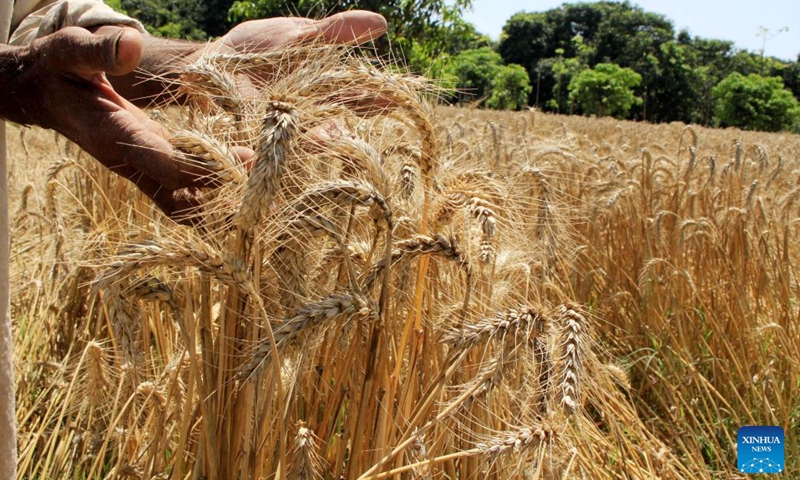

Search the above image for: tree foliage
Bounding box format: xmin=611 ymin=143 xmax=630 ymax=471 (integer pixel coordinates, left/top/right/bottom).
xmin=120 ymin=0 xmax=209 ymax=40
xmin=445 ymin=48 xmax=531 ymax=110
xmin=712 ymin=73 xmax=800 ymax=132
xmin=496 ymin=1 xmax=800 ymax=130
xmin=203 ymin=0 xmax=237 ymax=37
xmin=548 ymin=38 xmax=592 ymax=113
xmin=446 ymin=47 xmax=502 ymax=103
xmin=568 ymin=63 xmax=642 ymax=118
xmin=549 ymin=53 xmax=584 ymax=113
xmin=487 ymin=64 xmax=532 ymax=110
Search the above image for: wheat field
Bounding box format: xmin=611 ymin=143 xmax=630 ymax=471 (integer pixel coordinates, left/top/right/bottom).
xmin=6 ymin=44 xmax=800 ymax=479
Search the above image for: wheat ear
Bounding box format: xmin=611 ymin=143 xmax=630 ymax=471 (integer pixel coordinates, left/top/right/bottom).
xmin=170 ymin=129 xmax=242 ymax=184
xmin=362 ymin=425 xmax=556 ymax=480
xmin=236 ymin=99 xmax=298 ymax=226
xmin=442 ymin=307 xmax=545 ymax=351
xmin=467 ymin=197 xmax=497 ymax=265
xmin=238 ymin=292 xmax=376 ymax=381
xmin=558 ymin=303 xmax=585 ymax=416
xmin=361 ymin=234 xmax=470 ymax=292
xmin=288 ymin=422 xmax=326 ymax=480
xmin=180 ymin=58 xmax=242 ymax=115
xmin=96 ymin=239 xmax=254 ymax=295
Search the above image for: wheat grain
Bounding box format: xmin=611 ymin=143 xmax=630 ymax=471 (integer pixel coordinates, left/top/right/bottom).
xmin=83 ymin=341 xmax=108 ymax=408
xmin=103 ymin=285 xmax=143 ymax=372
xmin=331 ymin=136 xmax=391 ymax=197
xmin=466 ymin=197 xmax=497 ymax=264
xmin=170 ymin=129 xmax=241 ymax=184
xmin=476 ymin=425 xmax=555 ymax=457
xmin=270 ymin=213 xmax=345 ymax=312
xmin=384 ymin=144 xmax=421 ymax=200
xmin=406 ymin=429 xmax=431 ymax=480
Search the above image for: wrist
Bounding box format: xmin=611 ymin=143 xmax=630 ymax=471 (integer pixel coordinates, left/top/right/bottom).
xmin=105 ymin=34 xmax=205 ymax=106
xmin=0 ymin=44 xmax=38 ymax=125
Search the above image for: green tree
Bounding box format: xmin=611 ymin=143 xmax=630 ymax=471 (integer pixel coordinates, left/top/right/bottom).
xmin=498 ymin=3 xmax=620 ymax=68
xmin=568 ymin=63 xmax=642 ymax=118
xmin=446 ymin=47 xmax=503 ymax=103
xmin=497 ymin=12 xmax=549 ymax=71
xmin=549 ymin=37 xmax=593 ymax=113
xmin=682 ymin=36 xmax=738 ymax=125
xmin=640 ymin=40 xmax=700 ymax=123
xmin=589 ymin=4 xmax=677 ymax=121
xmin=777 ymin=57 xmax=800 ymax=100
xmin=495 ymin=1 xmax=800 ymax=124
xmin=497 ymin=4 xmax=615 ymax=106
xmin=550 ymin=52 xmax=584 ymax=113
xmin=712 ymin=73 xmax=800 ymax=132
xmin=121 ymin=0 xmax=207 ymax=40
xmin=445 ymin=48 xmax=531 ymax=110
xmin=487 ymin=64 xmax=532 ymax=110
xmin=105 ymin=0 xmax=126 ymax=14
xmin=405 ymin=18 xmax=491 ymax=82
xmin=591 ymin=3 xmax=674 ymax=66
xmin=497 ymin=2 xmax=683 ymax=118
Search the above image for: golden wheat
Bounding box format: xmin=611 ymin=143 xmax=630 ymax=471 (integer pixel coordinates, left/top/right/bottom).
xmin=7 ymin=39 xmax=800 ymax=480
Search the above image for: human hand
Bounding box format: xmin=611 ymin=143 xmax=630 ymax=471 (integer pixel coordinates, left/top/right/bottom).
xmin=192 ymin=10 xmax=388 ymax=103
xmin=214 ymin=10 xmax=387 ymax=54
xmin=1 ymin=26 xmax=219 ymax=222
xmin=204 ymin=11 xmax=394 ymax=126
xmin=1 ymin=12 xmax=388 ymax=225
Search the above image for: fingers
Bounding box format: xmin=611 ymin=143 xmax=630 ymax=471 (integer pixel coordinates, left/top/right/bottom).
xmin=216 ymin=11 xmax=387 ymax=56
xmin=108 ymin=165 xmax=203 ymax=225
xmin=119 ymin=129 xmax=219 ymax=191
xmin=232 ymin=146 xmax=256 ymax=171
xmin=310 ymin=11 xmax=387 ymax=45
xmin=37 ymin=30 xmax=216 ymax=193
xmin=47 ymin=26 xmax=142 ymax=82
xmin=64 ymin=107 xmax=216 ymax=192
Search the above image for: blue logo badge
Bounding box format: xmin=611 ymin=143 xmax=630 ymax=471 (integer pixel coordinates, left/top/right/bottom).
xmin=738 ymin=426 xmax=784 ymax=474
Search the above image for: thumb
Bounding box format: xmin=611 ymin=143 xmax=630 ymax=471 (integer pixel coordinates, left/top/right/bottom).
xmin=48 ymin=26 xmax=142 ymax=82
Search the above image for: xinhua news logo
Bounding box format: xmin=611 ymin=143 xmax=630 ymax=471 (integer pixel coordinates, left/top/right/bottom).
xmin=738 ymin=426 xmax=784 ymax=474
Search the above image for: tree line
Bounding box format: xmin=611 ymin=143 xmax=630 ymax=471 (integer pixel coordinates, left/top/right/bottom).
xmin=110 ymin=0 xmax=800 ymax=132
xmin=495 ymin=2 xmax=799 ymax=131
